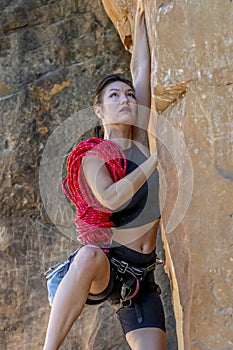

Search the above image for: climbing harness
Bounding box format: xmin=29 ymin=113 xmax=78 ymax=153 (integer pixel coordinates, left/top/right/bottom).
xmin=105 ymin=252 xmax=163 ymax=303
xmin=105 ymin=253 xmax=163 ymax=324
xmin=109 ymin=255 xmax=157 ymax=280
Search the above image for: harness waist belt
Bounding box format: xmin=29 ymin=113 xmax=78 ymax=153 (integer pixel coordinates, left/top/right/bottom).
xmin=108 ymin=256 xmax=157 ymax=281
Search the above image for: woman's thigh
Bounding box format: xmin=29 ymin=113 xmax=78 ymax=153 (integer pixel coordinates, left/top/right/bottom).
xmin=126 ymin=327 xmax=166 ymax=350
xmin=73 ymin=245 xmax=111 ymax=295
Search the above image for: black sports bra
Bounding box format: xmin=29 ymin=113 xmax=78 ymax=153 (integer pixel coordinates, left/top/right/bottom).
xmin=111 ymin=142 xmax=160 ymax=228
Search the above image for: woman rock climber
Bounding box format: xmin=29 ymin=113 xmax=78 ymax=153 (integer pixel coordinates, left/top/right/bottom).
xmin=43 ymin=2 xmax=166 ymax=349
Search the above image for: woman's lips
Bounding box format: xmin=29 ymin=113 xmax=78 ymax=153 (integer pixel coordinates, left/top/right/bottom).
xmin=120 ymin=107 xmax=131 ymax=112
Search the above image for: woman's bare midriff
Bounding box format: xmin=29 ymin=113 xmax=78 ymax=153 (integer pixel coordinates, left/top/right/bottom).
xmin=111 ymin=218 xmax=160 ymax=254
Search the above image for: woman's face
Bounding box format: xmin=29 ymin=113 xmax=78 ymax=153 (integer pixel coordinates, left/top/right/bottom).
xmin=96 ymin=81 xmax=138 ymax=126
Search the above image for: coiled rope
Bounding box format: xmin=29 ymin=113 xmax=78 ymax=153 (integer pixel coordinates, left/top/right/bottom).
xmin=62 ymin=137 xmax=127 ymax=246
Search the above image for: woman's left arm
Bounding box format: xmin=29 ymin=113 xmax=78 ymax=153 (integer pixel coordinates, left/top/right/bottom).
xmin=131 ymin=1 xmax=151 ymax=146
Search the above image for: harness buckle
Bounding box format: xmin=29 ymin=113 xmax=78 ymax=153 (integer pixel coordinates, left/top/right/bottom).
xmin=146 ymin=263 xmax=156 ymax=271
xmin=156 ymin=257 xmax=164 ymax=265
xmin=117 ymin=260 xmax=129 ymax=274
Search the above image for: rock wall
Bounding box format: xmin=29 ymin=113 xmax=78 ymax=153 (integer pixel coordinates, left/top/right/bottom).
xmin=0 ymin=1 xmax=176 ymax=349
xmin=102 ymin=0 xmax=233 ymax=349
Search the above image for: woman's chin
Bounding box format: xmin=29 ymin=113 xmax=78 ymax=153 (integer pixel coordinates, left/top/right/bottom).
xmin=119 ymin=114 xmax=137 ymax=125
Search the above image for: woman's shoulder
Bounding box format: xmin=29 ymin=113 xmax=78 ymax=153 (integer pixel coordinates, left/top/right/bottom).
xmin=81 ymin=137 xmax=127 ymax=177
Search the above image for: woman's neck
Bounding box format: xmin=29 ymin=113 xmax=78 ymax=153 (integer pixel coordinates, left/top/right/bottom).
xmin=104 ymin=126 xmax=132 ymax=150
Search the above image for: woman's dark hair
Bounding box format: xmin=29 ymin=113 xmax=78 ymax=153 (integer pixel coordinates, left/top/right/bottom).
xmin=93 ymin=74 xmax=135 ymax=138
xmin=94 ymin=73 xmax=134 ymax=105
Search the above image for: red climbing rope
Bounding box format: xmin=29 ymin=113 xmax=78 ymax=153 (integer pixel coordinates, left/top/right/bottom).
xmin=62 ymin=137 xmax=127 ymax=246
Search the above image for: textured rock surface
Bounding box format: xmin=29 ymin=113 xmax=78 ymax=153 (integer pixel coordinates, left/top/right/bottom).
xmin=0 ymin=1 xmax=176 ymax=349
xmin=102 ymin=0 xmax=233 ymax=349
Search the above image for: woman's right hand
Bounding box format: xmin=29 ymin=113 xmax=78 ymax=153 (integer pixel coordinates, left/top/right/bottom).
xmin=137 ymin=0 xmax=144 ymax=12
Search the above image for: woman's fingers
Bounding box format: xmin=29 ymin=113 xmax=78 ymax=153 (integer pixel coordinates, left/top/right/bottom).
xmin=136 ymin=0 xmax=145 ymax=22
xmin=137 ymin=0 xmax=144 ymax=11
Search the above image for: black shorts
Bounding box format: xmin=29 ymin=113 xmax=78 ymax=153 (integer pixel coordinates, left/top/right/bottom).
xmin=117 ymin=289 xmax=165 ymax=334
xmin=86 ymin=244 xmax=166 ymax=334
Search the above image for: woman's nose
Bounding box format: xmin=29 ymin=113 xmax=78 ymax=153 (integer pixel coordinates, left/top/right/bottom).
xmin=120 ymin=94 xmax=129 ymax=103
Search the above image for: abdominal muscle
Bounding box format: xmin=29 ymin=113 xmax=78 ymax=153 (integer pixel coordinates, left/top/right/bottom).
xmin=111 ymin=218 xmax=160 ymax=254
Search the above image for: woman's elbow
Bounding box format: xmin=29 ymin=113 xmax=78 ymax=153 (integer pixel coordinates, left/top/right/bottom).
xmin=100 ymin=190 xmax=123 ymax=211
xmin=99 ymin=180 xmax=132 ymax=211
xmin=101 ymin=196 xmax=120 ymax=211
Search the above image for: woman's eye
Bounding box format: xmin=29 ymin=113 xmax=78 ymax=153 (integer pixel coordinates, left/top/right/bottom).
xmin=109 ymin=92 xmax=118 ymax=98
xmin=128 ymin=92 xmax=136 ymax=99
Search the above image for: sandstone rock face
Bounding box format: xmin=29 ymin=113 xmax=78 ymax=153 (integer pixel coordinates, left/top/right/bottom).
xmin=0 ymin=1 xmax=176 ymax=349
xmin=101 ymin=0 xmax=233 ymax=349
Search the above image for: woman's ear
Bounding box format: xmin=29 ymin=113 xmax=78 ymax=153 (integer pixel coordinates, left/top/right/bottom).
xmin=94 ymin=104 xmax=104 ymax=119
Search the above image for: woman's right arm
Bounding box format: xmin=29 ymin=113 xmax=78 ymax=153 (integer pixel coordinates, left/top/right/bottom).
xmin=82 ymin=151 xmax=157 ymax=211
xmin=131 ymin=1 xmax=151 ymax=147
xmin=131 ymin=2 xmax=151 ymax=110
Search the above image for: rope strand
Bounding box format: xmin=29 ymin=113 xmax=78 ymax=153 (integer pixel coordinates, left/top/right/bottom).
xmin=62 ymin=137 xmax=127 ymax=246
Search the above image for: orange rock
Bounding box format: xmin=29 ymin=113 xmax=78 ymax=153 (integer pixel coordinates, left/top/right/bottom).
xmin=102 ymin=1 xmax=233 ymax=349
